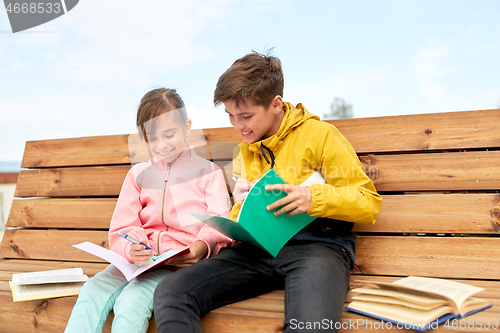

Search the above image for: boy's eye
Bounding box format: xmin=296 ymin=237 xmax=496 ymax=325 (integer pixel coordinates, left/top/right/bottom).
xmin=242 ymin=115 xmax=252 ymax=119
xmin=165 ymin=135 xmax=174 ymax=139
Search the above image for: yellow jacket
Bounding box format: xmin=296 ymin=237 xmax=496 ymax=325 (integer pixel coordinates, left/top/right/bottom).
xmin=231 ymin=102 xmax=382 ymax=225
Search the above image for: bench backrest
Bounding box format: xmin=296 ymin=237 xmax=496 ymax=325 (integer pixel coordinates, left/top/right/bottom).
xmin=2 ymin=109 xmax=500 ymax=280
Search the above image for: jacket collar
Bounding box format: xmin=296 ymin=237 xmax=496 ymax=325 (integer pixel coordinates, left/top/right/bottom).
xmin=246 ymin=102 xmax=318 ymax=156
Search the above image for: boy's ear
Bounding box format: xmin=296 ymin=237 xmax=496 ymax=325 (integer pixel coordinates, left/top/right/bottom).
xmin=184 ymin=119 xmax=192 ymax=136
xmin=271 ymin=95 xmax=283 ymax=113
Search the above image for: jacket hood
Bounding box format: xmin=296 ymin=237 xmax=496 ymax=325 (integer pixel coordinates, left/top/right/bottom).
xmin=246 ymin=102 xmax=319 ymax=155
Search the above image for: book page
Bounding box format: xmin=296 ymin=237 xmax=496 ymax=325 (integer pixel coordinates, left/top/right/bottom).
xmin=73 ymin=242 xmax=136 ymax=279
xmin=10 ymin=280 xmax=86 ymax=302
xmin=351 ymin=286 xmax=447 ymax=307
xmin=347 ymin=300 xmax=456 ymax=327
xmin=236 ymin=171 xmax=270 ymax=221
xmin=13 ymin=274 xmax=88 ymax=285
xmin=12 ymin=268 xmax=87 ymax=285
xmin=190 ymin=213 xmax=259 ymax=247
xmin=352 ymin=294 xmax=444 ymax=311
xmin=393 ymin=276 xmax=484 ymax=311
xmin=299 ymin=171 xmax=326 ymax=187
xmin=237 ymin=169 xmax=316 ymax=257
xmin=73 ymin=242 xmax=190 ymax=281
xmin=235 ymin=170 xmax=322 ymax=221
xmin=130 ymin=248 xmax=190 ymax=280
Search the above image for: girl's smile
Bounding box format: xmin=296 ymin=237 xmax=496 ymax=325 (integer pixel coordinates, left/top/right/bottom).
xmin=144 ymin=111 xmax=192 ymax=162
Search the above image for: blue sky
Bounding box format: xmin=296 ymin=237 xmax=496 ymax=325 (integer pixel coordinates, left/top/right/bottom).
xmin=1 ymin=0 xmax=499 ymax=163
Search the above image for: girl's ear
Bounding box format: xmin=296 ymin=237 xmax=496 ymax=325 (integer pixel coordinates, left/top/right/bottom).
xmin=184 ymin=119 xmax=192 ymax=137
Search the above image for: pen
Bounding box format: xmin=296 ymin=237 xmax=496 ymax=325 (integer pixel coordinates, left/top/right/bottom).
xmin=118 ymin=231 xmax=152 ymax=250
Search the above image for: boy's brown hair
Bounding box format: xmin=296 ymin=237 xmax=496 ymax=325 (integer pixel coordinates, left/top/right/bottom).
xmin=214 ymin=50 xmax=284 ymax=108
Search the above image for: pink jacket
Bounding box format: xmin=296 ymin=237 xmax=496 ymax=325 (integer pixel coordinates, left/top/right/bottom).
xmin=108 ymin=147 xmax=233 ymax=262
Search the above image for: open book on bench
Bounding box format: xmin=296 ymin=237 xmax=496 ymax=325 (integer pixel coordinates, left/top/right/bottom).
xmin=345 ymin=276 xmax=492 ymax=332
xmin=191 ymin=169 xmax=321 ymax=257
xmin=9 ymin=267 xmax=89 ymax=302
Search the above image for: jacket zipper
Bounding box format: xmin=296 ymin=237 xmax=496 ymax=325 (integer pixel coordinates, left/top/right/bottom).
xmin=158 ymin=153 xmax=181 ymax=255
xmin=158 ymin=180 xmax=167 ymax=255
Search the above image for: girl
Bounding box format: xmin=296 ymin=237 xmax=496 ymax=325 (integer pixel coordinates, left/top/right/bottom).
xmin=65 ymin=88 xmax=233 ymax=333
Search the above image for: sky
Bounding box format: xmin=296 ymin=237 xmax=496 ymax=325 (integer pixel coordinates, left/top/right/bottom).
xmin=1 ymin=0 xmax=500 ymax=164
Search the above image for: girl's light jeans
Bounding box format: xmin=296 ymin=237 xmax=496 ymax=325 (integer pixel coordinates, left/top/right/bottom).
xmin=65 ymin=261 xmax=173 ymax=333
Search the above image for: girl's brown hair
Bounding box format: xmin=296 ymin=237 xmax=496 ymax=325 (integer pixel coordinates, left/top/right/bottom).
xmin=136 ymin=88 xmax=188 ymax=143
xmin=213 ymin=50 xmax=284 ymax=108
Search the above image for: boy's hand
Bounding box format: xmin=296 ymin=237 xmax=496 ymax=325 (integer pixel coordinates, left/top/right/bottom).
xmin=265 ymin=184 xmax=312 ymax=217
xmin=130 ymin=240 xmax=153 ymax=266
xmin=166 ymin=241 xmax=208 ymax=268
xmin=233 ymin=178 xmax=254 ymax=204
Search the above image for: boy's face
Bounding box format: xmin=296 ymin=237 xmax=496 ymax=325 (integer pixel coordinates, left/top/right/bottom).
xmin=145 ymin=111 xmax=191 ymax=162
xmin=225 ymin=96 xmax=284 ymax=144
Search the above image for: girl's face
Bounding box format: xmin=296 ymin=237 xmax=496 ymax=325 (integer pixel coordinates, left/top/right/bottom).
xmin=145 ymin=111 xmax=191 ymax=163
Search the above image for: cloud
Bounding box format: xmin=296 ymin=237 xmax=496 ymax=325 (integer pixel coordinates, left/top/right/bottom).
xmin=49 ymin=0 xmax=236 ymax=86
xmin=0 ymin=0 xmax=238 ymax=90
xmin=0 ymin=0 xmax=239 ymax=161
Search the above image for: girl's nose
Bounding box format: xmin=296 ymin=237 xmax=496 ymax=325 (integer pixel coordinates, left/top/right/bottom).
xmin=158 ymin=136 xmax=170 ymax=149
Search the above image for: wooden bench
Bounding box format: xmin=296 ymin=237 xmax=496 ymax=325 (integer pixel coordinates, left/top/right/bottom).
xmin=1 ymin=109 xmax=499 ymax=332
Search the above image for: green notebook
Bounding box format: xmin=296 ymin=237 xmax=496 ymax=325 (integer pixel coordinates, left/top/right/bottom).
xmin=191 ymin=169 xmax=316 ymax=257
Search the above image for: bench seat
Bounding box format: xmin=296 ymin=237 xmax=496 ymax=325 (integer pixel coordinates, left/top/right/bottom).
xmin=1 ymin=109 xmax=499 ymax=332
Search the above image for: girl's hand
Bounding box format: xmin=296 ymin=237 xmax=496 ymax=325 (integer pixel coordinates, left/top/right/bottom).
xmin=265 ymin=184 xmax=312 ymax=217
xmin=166 ymin=241 xmax=208 ymax=268
xmin=233 ymin=178 xmax=254 ymax=204
xmin=130 ymin=240 xmax=153 ymax=266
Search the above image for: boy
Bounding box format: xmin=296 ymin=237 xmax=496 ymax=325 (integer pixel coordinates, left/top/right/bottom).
xmin=154 ymin=51 xmax=382 ymax=333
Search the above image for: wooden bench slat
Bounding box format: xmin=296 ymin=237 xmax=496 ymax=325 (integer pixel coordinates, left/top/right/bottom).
xmin=2 ymin=231 xmax=499 ymax=279
xmin=14 ymin=165 xmax=130 ymax=197
xmin=1 ymin=289 xmax=496 ymax=333
xmin=20 ymin=131 xmax=213 ymax=168
xmin=0 ymin=230 xmax=109 ymax=262
xmin=354 ymin=193 xmax=500 ymax=234
xmin=329 ymin=109 xmax=500 ymax=154
xmin=7 ymin=198 xmax=116 ymax=229
xmin=15 ymin=161 xmax=231 ymax=198
xmin=19 ymin=110 xmax=500 ymax=169
xmin=6 ymin=193 xmax=500 ymax=235
xmin=363 ymin=150 xmax=500 ymax=192
xmin=355 ymin=236 xmax=500 ymax=279
xmin=13 ymin=150 xmax=500 ymax=197
xmin=0 ymin=259 xmax=108 ymax=278
xmin=204 ymin=109 xmax=500 ymax=157
xmin=0 ymin=172 xmax=18 ymax=184
xmin=21 ymin=135 xmax=130 ymax=168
